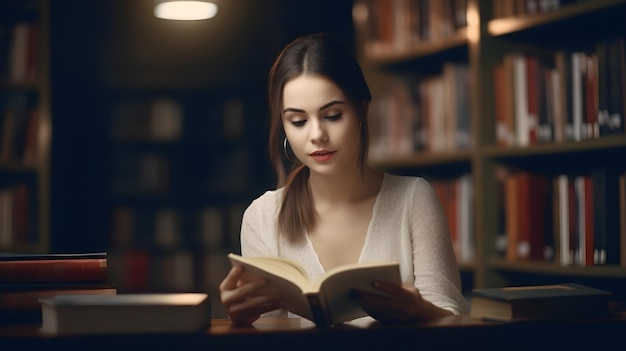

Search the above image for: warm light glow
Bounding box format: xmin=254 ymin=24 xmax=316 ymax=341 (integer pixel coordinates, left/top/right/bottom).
xmin=154 ymin=1 xmax=218 ymax=21
xmin=465 ymin=3 xmax=480 ymax=43
xmin=352 ymin=3 xmax=369 ymax=23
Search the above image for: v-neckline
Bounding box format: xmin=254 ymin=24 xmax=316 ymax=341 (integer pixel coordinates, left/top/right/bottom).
xmin=304 ymin=174 xmax=388 ymax=274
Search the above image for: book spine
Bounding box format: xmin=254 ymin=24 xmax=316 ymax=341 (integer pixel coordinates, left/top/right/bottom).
xmin=592 ymin=168 xmax=621 ymax=265
xmin=0 ymin=285 xmax=117 ymax=310
xmin=306 ymin=294 xmax=329 ymax=327
xmin=0 ymin=258 xmax=108 ymax=283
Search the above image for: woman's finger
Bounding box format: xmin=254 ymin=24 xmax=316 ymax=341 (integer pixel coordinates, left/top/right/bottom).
xmin=219 ymin=265 xmax=244 ymax=291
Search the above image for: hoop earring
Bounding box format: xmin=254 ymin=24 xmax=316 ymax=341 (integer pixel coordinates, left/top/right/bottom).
xmin=283 ymin=138 xmax=294 ymax=162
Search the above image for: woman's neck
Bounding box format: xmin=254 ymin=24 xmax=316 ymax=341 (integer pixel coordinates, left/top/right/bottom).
xmin=308 ymin=166 xmax=384 ymax=206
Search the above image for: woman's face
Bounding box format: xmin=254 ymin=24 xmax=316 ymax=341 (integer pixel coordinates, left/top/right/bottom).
xmin=281 ymin=74 xmax=361 ymax=176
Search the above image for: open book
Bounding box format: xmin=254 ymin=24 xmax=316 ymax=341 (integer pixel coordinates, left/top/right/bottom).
xmin=228 ymin=253 xmax=401 ymax=326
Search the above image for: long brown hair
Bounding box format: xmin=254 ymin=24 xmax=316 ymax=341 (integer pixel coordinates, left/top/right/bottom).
xmin=267 ymin=33 xmax=372 ymax=242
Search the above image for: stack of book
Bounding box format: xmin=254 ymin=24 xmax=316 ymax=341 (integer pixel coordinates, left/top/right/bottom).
xmin=0 ymin=252 xmax=116 ymax=324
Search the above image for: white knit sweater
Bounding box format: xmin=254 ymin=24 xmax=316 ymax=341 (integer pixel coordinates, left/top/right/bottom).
xmin=240 ymin=173 xmax=466 ymax=319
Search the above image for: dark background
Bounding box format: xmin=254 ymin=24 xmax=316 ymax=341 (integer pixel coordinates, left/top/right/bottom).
xmin=48 ymin=0 xmax=356 ymax=252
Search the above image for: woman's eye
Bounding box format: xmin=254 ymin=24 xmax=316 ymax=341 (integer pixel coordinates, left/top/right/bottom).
xmin=291 ymin=120 xmax=306 ymax=127
xmin=325 ymin=113 xmax=342 ymax=121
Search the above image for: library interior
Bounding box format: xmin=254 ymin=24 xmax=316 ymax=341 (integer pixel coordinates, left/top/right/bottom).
xmin=1 ymin=0 xmax=626 ymax=348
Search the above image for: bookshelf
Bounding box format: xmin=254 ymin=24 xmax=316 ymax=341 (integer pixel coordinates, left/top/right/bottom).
xmin=353 ymin=0 xmax=626 ymax=299
xmin=0 ymin=0 xmax=51 ymax=254
xmin=101 ymin=87 xmax=272 ymax=317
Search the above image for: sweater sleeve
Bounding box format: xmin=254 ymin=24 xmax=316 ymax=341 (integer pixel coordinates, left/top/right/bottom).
xmin=239 ymin=191 xmax=289 ymax=319
xmin=240 ymin=191 xmax=279 ymax=258
xmin=409 ymin=178 xmax=467 ymax=315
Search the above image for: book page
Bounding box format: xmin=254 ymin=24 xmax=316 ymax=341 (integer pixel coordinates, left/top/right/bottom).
xmin=315 ymin=262 xmax=401 ymax=324
xmin=228 ymin=254 xmax=312 ymax=288
xmin=227 ymin=254 xmax=314 ymax=320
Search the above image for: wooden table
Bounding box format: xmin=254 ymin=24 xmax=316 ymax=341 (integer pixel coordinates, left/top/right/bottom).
xmin=2 ymin=315 xmax=625 ymax=350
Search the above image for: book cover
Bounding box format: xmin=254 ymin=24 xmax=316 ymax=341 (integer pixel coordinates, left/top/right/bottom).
xmin=228 ymin=253 xmax=401 ymax=326
xmin=620 ymin=172 xmax=626 ymax=267
xmin=0 ymin=282 xmax=117 ymax=325
xmin=470 ymin=283 xmax=611 ymax=322
xmin=0 ymin=252 xmax=108 ymax=283
xmin=0 ymin=282 xmax=117 ymax=311
xmin=39 ymin=293 xmax=210 ymax=335
xmin=592 ymin=168 xmax=620 ymax=265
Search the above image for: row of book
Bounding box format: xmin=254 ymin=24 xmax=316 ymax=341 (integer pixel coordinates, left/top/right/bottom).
xmin=112 ymin=147 xmax=250 ymax=197
xmin=0 ymin=250 xmax=226 ymax=325
xmin=0 ymin=91 xmax=42 ymax=165
xmin=0 ymin=252 xmax=115 ymax=324
xmin=493 ymin=0 xmax=600 ymax=18
xmin=497 ymin=168 xmax=626 ymax=266
xmin=431 ymin=174 xmax=474 ymax=264
xmin=494 ymin=37 xmax=626 ymax=147
xmin=369 ymin=63 xmax=471 ymax=159
xmin=113 ymin=152 xmax=171 ymax=195
xmin=109 ymin=204 xmax=244 ymax=252
xmin=0 ymin=182 xmax=33 ymax=251
xmin=110 ymin=98 xmax=183 ymax=142
xmin=109 ymin=97 xmax=245 ymax=142
xmin=106 ymin=250 xmax=228 ymax=296
xmin=0 ymin=22 xmax=39 ymax=84
xmin=354 ymin=0 xmax=468 ymax=58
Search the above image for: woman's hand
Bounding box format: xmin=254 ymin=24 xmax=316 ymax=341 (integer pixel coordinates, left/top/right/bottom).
xmin=349 ymin=281 xmax=453 ymax=324
xmin=219 ymin=265 xmax=284 ymax=326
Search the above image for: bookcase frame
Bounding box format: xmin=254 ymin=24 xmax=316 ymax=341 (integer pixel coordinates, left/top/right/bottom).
xmin=354 ymin=0 xmax=626 ymax=295
xmin=0 ymin=0 xmax=51 ymax=254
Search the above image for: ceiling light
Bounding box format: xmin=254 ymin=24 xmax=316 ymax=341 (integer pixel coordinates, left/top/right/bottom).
xmin=154 ymin=1 xmax=218 ymax=21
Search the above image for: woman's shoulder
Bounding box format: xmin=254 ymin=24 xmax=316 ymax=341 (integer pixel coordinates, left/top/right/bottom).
xmin=244 ymin=187 xmax=284 ymax=217
xmin=382 ymin=173 xmax=431 ymax=194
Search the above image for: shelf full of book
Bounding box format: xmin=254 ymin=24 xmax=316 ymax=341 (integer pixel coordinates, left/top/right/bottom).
xmin=101 ymin=87 xmax=273 ymax=317
xmin=353 ymin=0 xmax=626 ymax=301
xmin=0 ymin=0 xmax=51 ymax=254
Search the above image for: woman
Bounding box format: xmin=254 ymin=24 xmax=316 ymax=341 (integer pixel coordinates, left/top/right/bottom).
xmin=220 ymin=33 xmax=465 ymax=326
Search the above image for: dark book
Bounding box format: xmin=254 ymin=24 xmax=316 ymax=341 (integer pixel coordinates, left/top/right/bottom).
xmin=606 ymin=37 xmax=625 ymax=135
xmin=596 ymin=39 xmax=611 ymax=136
xmin=39 ymin=293 xmax=211 ymax=335
xmin=470 ymin=283 xmax=612 ymax=322
xmin=592 ymin=168 xmax=621 ymax=265
xmin=0 ymin=252 xmax=108 ymax=283
xmin=0 ymin=282 xmax=116 ymax=325
xmin=0 ymin=282 xmax=117 ymax=311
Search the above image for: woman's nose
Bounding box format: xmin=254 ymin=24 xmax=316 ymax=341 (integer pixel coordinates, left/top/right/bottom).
xmin=309 ymin=119 xmax=328 ymax=143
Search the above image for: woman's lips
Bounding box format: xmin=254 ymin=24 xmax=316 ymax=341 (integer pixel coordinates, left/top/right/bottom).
xmin=309 ymin=151 xmax=336 ymax=162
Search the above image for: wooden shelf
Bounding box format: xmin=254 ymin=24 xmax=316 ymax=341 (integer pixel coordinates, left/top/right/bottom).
xmin=364 ymin=28 xmax=469 ymax=68
xmin=483 ymin=135 xmax=626 ymax=159
xmin=355 ymin=0 xmax=626 ymax=293
xmin=489 ymin=258 xmax=626 ymax=278
xmin=370 ymin=150 xmax=472 ymax=169
xmin=488 ymin=0 xmax=626 ymax=36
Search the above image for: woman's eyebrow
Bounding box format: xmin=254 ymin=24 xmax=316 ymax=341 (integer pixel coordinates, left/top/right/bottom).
xmin=282 ymin=100 xmax=346 ymax=115
xmin=319 ymin=100 xmax=345 ymax=111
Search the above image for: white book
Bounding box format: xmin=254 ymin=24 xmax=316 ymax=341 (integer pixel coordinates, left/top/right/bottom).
xmin=457 ymin=174 xmax=474 ymax=263
xmin=39 ymin=293 xmax=210 ymax=335
xmin=513 ymin=55 xmax=529 ymax=147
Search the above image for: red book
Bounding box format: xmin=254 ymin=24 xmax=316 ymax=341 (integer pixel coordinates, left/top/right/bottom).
xmin=527 ymin=172 xmax=550 ymax=261
xmin=0 ymin=253 xmax=108 ymax=284
xmin=0 ymin=282 xmax=116 ymax=311
xmin=505 ymin=173 xmax=520 ymax=261
xmin=583 ymin=176 xmax=594 ymax=266
xmin=526 ymin=56 xmax=539 ymax=144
